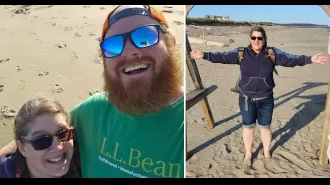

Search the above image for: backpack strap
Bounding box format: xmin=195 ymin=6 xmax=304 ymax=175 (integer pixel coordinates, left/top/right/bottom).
xmin=266 ymin=47 xmax=275 ymax=65
xmin=238 ymin=47 xmax=245 ymax=65
xmin=266 ymin=47 xmax=279 ymax=76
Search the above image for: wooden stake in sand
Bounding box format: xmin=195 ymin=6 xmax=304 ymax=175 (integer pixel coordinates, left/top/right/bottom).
xmin=185 ymin=35 xmax=218 ymax=160
xmin=319 ymin=5 xmax=330 ymax=17
xmin=319 ymin=77 xmax=330 ymax=165
xmin=185 ymin=35 xmax=217 ymax=128
xmin=328 ymin=34 xmax=330 ymax=55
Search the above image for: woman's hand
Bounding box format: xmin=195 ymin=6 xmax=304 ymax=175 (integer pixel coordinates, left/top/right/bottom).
xmin=190 ymin=50 xmax=204 ymax=59
xmin=311 ymin=53 xmax=329 ymax=64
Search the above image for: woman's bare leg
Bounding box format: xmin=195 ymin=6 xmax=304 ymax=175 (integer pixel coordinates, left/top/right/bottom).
xmin=243 ymin=127 xmax=254 ymax=165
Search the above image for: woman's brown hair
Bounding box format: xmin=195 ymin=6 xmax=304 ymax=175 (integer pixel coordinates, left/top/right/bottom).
xmin=13 ymin=96 xmax=70 ymax=142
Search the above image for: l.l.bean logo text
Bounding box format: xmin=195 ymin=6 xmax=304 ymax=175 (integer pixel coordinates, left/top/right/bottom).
xmin=99 ymin=137 xmax=181 ymax=178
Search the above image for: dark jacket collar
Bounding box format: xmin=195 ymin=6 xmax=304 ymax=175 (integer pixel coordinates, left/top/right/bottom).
xmin=247 ymin=44 xmax=268 ymax=56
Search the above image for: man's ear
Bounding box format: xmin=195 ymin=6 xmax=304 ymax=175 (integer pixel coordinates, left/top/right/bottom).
xmin=17 ymin=140 xmax=27 ymax=157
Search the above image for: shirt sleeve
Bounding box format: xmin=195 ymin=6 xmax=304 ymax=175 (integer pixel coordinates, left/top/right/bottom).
xmin=202 ymin=48 xmax=239 ymax=64
xmin=274 ymin=47 xmax=312 ymax=67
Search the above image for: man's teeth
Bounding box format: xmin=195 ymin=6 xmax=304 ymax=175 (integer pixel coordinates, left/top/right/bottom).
xmin=124 ymin=64 xmax=148 ymax=73
xmin=48 ymin=155 xmax=63 ymax=162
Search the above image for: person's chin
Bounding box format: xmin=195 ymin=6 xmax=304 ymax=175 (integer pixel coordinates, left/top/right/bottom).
xmin=122 ymin=74 xmax=153 ymax=90
xmin=47 ymin=164 xmax=70 ymax=177
xmin=252 ymin=46 xmax=262 ymax=51
xmin=43 ymin=154 xmax=72 ymax=177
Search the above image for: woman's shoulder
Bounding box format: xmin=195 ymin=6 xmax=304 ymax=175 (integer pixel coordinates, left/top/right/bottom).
xmin=0 ymin=150 xmax=18 ymax=178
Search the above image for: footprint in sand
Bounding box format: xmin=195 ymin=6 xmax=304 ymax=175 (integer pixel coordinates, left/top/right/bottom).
xmin=45 ymin=21 xmax=57 ymax=27
xmin=28 ymin=32 xmax=37 ymax=36
xmin=64 ymin=27 xmax=73 ymax=31
xmin=263 ymin=158 xmax=280 ymax=174
xmin=174 ymin=21 xmax=183 ymax=25
xmin=52 ymin=84 xmax=63 ymax=94
xmin=244 ymin=167 xmax=255 ymax=175
xmin=16 ymin=66 xmax=22 ymax=72
xmin=93 ymin=55 xmax=102 ymax=64
xmin=19 ymin=80 xmax=26 ymax=89
xmin=13 ymin=7 xmax=30 ymax=15
xmin=38 ymin=71 xmax=49 ymax=76
xmin=88 ymin=33 xmax=96 ymax=37
xmin=73 ymin=33 xmax=81 ymax=38
xmin=56 ymin=43 xmax=67 ymax=48
xmin=0 ymin=85 xmax=3 ymax=92
xmin=70 ymin=52 xmax=78 ymax=60
xmin=87 ymin=90 xmax=100 ymax=96
xmin=0 ymin=106 xmax=16 ymax=119
xmin=162 ymin=10 xmax=173 ymax=13
xmin=0 ymin=58 xmax=10 ymax=63
xmin=276 ymin=149 xmax=311 ymax=171
xmin=237 ymin=158 xmax=255 ymax=175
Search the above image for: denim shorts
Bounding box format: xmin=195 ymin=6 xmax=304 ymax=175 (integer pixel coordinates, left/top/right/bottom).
xmin=239 ymin=95 xmax=274 ymax=128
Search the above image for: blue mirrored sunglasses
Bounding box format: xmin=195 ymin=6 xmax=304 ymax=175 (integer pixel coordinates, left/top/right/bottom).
xmin=100 ymin=24 xmax=161 ymax=58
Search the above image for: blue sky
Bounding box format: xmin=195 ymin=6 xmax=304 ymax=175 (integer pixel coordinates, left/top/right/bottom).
xmin=187 ymin=5 xmax=330 ymax=26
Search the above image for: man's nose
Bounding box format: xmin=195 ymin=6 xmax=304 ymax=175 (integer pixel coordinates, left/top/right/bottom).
xmin=120 ymin=39 xmax=142 ymax=60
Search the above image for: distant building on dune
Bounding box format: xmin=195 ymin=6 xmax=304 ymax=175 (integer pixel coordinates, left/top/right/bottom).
xmin=204 ymin=14 xmax=230 ymax=21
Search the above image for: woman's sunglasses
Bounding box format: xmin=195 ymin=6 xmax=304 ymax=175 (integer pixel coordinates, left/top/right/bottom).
xmin=251 ymin=36 xmax=263 ymax=41
xmin=100 ymin=24 xmax=161 ymax=58
xmin=21 ymin=128 xmax=75 ymax=151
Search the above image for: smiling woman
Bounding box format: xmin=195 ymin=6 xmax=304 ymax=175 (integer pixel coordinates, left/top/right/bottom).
xmin=0 ymin=96 xmax=80 ymax=178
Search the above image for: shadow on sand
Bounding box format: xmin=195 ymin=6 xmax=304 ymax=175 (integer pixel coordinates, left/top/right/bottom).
xmin=187 ymin=82 xmax=328 ymax=160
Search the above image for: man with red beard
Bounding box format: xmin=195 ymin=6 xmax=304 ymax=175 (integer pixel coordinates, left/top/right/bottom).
xmin=0 ymin=5 xmax=184 ymax=178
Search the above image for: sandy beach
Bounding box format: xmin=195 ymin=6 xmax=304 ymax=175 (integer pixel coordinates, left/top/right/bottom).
xmin=0 ymin=5 xmax=185 ymax=147
xmin=186 ymin=25 xmax=330 ymax=178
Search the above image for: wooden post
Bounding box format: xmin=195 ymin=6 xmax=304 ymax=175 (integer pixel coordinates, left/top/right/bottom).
xmin=319 ymin=77 xmax=330 ymax=165
xmin=328 ymin=34 xmax=330 ymax=55
xmin=319 ymin=5 xmax=330 ymax=17
xmin=185 ymin=35 xmax=216 ymax=129
xmin=203 ymin=27 xmax=205 ymax=46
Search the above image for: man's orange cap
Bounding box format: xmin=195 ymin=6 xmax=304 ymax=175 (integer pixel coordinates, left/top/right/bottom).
xmin=100 ymin=5 xmax=169 ymax=42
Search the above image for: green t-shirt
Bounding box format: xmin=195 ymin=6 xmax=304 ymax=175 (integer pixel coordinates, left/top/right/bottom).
xmin=70 ymin=92 xmax=184 ymax=178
